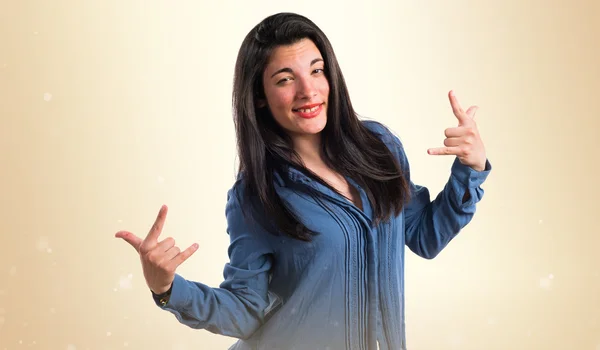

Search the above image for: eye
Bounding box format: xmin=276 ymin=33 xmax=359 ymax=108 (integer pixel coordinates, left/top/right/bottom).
xmin=276 ymin=77 xmax=293 ymax=85
xmin=313 ymin=68 xmax=325 ymax=74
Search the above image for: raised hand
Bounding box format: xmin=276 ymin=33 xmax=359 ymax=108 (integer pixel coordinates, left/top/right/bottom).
xmin=115 ymin=205 xmax=199 ymax=294
xmin=427 ymin=90 xmax=487 ymax=171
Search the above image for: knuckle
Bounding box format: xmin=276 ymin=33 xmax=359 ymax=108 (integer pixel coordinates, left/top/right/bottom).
xmin=178 ymin=252 xmax=189 ymax=262
xmin=148 ymin=250 xmax=163 ymax=263
xmin=139 ymin=244 xmax=151 ymax=255
xmin=146 ymin=253 xmax=159 ymax=265
xmin=157 ymin=260 xmax=168 ymax=271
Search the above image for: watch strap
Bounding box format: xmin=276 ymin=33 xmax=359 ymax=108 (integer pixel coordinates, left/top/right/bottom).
xmin=151 ymin=284 xmax=173 ymax=307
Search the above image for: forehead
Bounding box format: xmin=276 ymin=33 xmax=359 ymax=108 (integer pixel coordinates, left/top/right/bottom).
xmin=266 ymin=38 xmax=323 ymax=69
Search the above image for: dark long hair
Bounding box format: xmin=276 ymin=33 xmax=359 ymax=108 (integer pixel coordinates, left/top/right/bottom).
xmin=232 ymin=12 xmax=410 ymax=241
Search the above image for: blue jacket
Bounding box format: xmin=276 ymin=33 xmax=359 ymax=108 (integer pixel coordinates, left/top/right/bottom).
xmin=155 ymin=120 xmax=492 ymax=350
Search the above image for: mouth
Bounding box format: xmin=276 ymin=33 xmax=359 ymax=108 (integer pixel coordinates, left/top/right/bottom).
xmin=292 ymin=103 xmax=323 ymax=113
xmin=292 ymin=103 xmax=324 ymax=119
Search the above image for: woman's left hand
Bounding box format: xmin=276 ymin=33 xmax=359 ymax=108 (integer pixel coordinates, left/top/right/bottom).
xmin=427 ymin=90 xmax=487 ymax=172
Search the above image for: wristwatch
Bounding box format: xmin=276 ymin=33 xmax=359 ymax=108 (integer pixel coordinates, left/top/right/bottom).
xmin=151 ymin=284 xmax=173 ymax=307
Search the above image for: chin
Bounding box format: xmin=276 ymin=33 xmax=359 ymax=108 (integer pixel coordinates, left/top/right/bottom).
xmin=297 ymin=116 xmax=327 ymax=135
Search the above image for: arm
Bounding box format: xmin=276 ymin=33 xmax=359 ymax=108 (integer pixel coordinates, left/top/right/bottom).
xmin=363 ymin=120 xmax=491 ymax=259
xmin=402 ymin=154 xmax=491 ymax=259
xmin=403 ymin=91 xmax=491 ymax=258
xmin=156 ymin=186 xmax=275 ymax=339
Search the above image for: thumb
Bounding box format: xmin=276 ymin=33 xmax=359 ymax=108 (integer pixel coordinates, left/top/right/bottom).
xmin=115 ymin=230 xmax=142 ymax=253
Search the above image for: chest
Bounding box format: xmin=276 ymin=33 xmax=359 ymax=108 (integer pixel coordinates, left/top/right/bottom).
xmin=268 ymin=184 xmax=406 ymax=300
xmin=270 ymin=185 xmax=373 ymax=276
xmin=316 ymin=171 xmax=364 ymax=211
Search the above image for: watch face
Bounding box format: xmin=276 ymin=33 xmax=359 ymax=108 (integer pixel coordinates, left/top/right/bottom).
xmin=159 ymin=294 xmax=171 ymax=306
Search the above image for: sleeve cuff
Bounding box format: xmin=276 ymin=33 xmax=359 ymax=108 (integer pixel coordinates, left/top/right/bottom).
xmin=450 ymin=158 xmax=492 ymax=188
xmin=153 ymin=274 xmax=191 ymax=310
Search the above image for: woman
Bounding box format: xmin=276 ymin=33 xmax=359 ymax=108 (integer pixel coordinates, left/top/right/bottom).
xmin=116 ymin=12 xmax=491 ymax=350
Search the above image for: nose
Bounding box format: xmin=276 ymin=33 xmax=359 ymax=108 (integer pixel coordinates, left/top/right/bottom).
xmin=295 ymin=76 xmax=317 ymax=100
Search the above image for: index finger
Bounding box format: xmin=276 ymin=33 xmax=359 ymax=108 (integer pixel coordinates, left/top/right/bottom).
xmin=448 ymin=90 xmax=469 ymax=124
xmin=146 ymin=204 xmax=168 ymax=242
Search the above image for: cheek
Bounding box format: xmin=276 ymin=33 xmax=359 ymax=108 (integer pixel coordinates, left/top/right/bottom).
xmin=268 ymin=89 xmax=294 ymax=111
xmin=318 ymin=79 xmax=330 ymax=98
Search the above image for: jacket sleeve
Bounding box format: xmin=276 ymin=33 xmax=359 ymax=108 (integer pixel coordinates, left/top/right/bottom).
xmin=363 ymin=120 xmax=492 ymax=259
xmin=154 ymin=185 xmax=276 ymax=339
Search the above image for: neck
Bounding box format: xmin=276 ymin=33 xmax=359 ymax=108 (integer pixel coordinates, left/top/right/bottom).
xmin=292 ymin=133 xmax=323 ymax=168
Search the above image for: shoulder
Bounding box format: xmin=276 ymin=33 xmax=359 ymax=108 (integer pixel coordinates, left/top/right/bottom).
xmin=361 ymin=119 xmax=390 ymax=135
xmin=223 ymin=178 xmax=272 ymax=242
xmin=362 ymin=120 xmax=404 ymax=147
xmin=225 ymin=177 xmax=273 ymax=236
xmin=225 ymin=177 xmax=248 ymax=216
xmin=361 ymin=119 xmax=408 ymax=166
xmin=223 ymin=178 xmax=275 ymax=254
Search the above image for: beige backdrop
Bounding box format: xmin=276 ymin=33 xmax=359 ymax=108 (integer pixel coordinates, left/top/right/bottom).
xmin=1 ymin=0 xmax=599 ymax=349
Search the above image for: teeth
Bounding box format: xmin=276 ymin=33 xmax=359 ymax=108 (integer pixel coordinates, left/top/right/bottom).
xmin=297 ymin=105 xmax=320 ymax=113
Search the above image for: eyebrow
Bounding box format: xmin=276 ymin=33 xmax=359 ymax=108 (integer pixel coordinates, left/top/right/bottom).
xmin=270 ymin=58 xmax=324 ymax=78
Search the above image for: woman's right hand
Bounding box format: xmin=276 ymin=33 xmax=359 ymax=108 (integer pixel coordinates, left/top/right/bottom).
xmin=115 ymin=205 xmax=199 ymax=294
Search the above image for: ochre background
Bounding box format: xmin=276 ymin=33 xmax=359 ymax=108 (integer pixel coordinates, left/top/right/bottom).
xmin=1 ymin=0 xmax=599 ymax=349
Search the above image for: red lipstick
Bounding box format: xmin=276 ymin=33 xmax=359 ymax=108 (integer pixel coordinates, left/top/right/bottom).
xmin=293 ymin=103 xmax=324 ymax=119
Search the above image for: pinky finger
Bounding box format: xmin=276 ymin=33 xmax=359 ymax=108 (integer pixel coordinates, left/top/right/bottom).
xmin=171 ymin=243 xmax=200 ymax=268
xmin=427 ymin=146 xmax=461 ymax=155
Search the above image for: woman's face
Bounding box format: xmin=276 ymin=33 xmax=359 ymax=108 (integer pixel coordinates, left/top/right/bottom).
xmin=260 ymin=38 xmax=330 ymax=139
